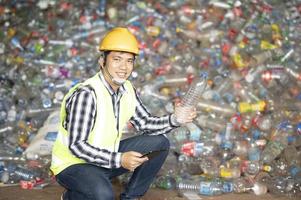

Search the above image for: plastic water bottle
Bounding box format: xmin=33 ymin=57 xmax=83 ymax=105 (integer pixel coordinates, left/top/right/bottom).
xmin=265 ymin=176 xmax=301 ymax=198
xmin=263 ymin=158 xmax=289 ymax=177
xmin=233 ymin=177 xmax=267 ymax=195
xmin=0 ymin=126 xmax=13 ymax=135
xmin=181 ymin=141 xmax=217 ymax=157
xmin=196 ymin=99 xmax=236 ymax=117
xmin=13 ymin=166 xmax=39 ymax=181
xmin=248 ymin=142 xmax=261 ymax=161
xmin=154 ymin=175 xmax=177 ymax=190
xmin=252 ymin=114 xmax=273 ymax=131
xmin=261 ymin=125 xmax=289 ymax=164
xmin=177 ymin=179 xmax=232 ymax=196
xmin=199 ymin=157 xmax=221 ymax=178
xmin=196 ymin=115 xmax=227 ymax=132
xmin=241 ymin=160 xmax=263 ymax=176
xmin=176 ymin=76 xmax=207 ymax=124
xmin=283 ymin=145 xmax=301 ymax=166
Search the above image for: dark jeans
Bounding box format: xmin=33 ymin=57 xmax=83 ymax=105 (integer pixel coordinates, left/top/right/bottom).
xmin=56 ymin=134 xmax=170 ymax=200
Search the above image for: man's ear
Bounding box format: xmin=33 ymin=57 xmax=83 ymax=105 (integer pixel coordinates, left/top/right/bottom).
xmin=98 ymin=55 xmax=104 ymax=69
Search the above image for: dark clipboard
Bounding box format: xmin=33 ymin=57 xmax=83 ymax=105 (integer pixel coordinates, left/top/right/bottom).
xmin=140 ymin=149 xmax=168 ymax=160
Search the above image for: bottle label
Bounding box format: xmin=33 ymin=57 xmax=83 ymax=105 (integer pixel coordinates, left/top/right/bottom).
xmin=220 ymin=168 xmax=232 ymax=178
xmin=251 ymin=100 xmax=266 ymax=112
xmin=181 ymin=142 xmax=195 ymax=156
xmin=261 ymin=141 xmax=285 ymax=163
xmin=187 ymin=123 xmax=201 ymax=141
xmin=223 ymin=182 xmax=233 ymax=193
xmin=199 ymin=181 xmax=213 ymax=195
xmin=289 ymin=166 xmax=301 ymax=176
xmin=194 ymin=143 xmax=204 ymax=155
xmin=44 ymin=131 xmax=58 ymax=141
xmin=221 ymin=141 xmax=233 ymax=149
xmin=248 ymin=149 xmax=261 ymax=161
xmin=268 ymin=141 xmax=285 ymax=153
xmin=238 ymin=102 xmax=252 ymax=113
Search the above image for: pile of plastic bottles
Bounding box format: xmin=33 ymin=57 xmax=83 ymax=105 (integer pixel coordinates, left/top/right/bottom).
xmin=0 ymin=0 xmax=300 ymax=198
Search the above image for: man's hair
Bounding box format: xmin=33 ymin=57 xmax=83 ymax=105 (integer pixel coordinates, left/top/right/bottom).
xmin=101 ymin=51 xmax=136 ymax=67
xmin=102 ymin=51 xmax=111 ymax=66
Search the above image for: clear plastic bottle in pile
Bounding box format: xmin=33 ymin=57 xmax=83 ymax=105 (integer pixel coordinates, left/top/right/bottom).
xmin=195 ymin=99 xmax=236 ymax=117
xmin=263 ymin=176 xmax=301 ymax=198
xmin=263 ymin=158 xmax=290 ymax=177
xmin=177 ymin=178 xmax=233 ymax=196
xmin=260 ymin=122 xmax=290 ymax=164
xmin=154 ymin=175 xmax=177 ymax=190
xmin=232 ymin=177 xmax=267 ymax=195
xmin=175 ymin=75 xmax=207 ymax=124
xmin=180 ymin=140 xmax=218 ymax=157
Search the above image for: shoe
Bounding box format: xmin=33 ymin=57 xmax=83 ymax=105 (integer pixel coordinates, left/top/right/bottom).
xmin=60 ymin=190 xmax=67 ymax=200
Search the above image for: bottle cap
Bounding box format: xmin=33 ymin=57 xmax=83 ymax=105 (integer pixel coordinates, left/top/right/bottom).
xmin=263 ymin=165 xmax=271 ymax=172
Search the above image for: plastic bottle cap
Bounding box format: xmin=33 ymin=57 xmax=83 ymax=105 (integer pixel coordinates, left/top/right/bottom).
xmin=263 ymin=165 xmax=271 ymax=172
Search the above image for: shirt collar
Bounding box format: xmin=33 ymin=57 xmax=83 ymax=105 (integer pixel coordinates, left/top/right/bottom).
xmin=98 ymin=71 xmax=126 ymax=96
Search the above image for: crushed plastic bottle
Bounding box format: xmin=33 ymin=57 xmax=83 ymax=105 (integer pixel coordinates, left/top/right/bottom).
xmin=176 ymin=76 xmax=207 ymax=124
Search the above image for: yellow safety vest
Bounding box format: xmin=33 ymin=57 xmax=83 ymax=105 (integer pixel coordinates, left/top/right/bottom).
xmin=50 ymin=73 xmax=137 ymax=175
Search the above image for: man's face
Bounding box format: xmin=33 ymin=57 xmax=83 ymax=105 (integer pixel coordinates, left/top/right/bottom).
xmin=103 ymin=51 xmax=135 ymax=88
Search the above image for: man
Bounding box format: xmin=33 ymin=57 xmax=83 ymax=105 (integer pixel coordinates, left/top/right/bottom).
xmin=51 ymin=27 xmax=196 ymax=200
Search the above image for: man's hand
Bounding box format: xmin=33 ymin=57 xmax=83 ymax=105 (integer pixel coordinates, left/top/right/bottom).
xmin=174 ymin=102 xmax=197 ymax=124
xmin=121 ymin=151 xmax=148 ymax=172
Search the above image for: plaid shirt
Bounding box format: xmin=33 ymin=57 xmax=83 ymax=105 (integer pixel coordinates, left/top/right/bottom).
xmin=63 ymin=72 xmax=178 ymax=169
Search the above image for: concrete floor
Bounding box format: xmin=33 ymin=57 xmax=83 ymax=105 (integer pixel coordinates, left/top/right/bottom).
xmin=0 ymin=182 xmax=298 ymax=200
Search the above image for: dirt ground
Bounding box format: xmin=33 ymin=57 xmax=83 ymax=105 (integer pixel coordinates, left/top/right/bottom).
xmin=0 ymin=181 xmax=298 ymax=200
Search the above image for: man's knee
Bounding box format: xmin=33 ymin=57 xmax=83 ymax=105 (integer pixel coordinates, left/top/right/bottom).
xmin=155 ymin=135 xmax=170 ymax=150
xmin=90 ymin=183 xmax=114 ymax=200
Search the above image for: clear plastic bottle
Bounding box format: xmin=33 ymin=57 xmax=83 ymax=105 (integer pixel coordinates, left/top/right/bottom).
xmin=180 ymin=141 xmax=218 ymax=157
xmin=0 ymin=126 xmax=14 ymax=135
xmin=283 ymin=145 xmax=301 ymax=166
xmin=241 ymin=160 xmax=263 ymax=176
xmin=176 ymin=76 xmax=207 ymax=124
xmin=289 ymin=165 xmax=301 ymax=181
xmin=232 ymin=177 xmax=267 ymax=195
xmin=154 ymin=175 xmax=177 ymax=190
xmin=177 ymin=178 xmax=231 ymax=196
xmin=252 ymin=114 xmax=273 ymax=132
xmin=247 ymin=142 xmax=261 ymax=161
xmin=263 ymin=158 xmax=289 ymax=177
xmin=199 ymin=157 xmax=221 ymax=178
xmin=245 ymin=65 xmax=267 ymax=83
xmin=219 ymin=164 xmax=241 ymax=180
xmin=223 ymin=122 xmax=235 ymax=150
xmin=260 ymin=127 xmax=288 ymax=164
xmin=196 ymin=115 xmax=227 ymax=132
xmin=176 ymin=28 xmax=224 ymax=46
xmin=264 ymin=176 xmax=300 ymax=198
xmin=196 ymin=99 xmax=236 ymax=117
xmin=233 ymin=140 xmax=249 ymax=159
xmin=13 ymin=166 xmax=38 ymax=181
xmin=168 ymin=126 xmax=190 ymax=152
xmin=185 ymin=122 xmax=202 ymax=141
xmin=24 ymin=107 xmax=58 ymax=118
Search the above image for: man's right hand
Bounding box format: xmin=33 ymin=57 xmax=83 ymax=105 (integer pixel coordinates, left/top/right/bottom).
xmin=121 ymin=151 xmax=148 ymax=172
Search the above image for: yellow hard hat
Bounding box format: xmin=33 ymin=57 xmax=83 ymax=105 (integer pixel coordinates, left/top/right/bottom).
xmin=99 ymin=27 xmax=139 ymax=55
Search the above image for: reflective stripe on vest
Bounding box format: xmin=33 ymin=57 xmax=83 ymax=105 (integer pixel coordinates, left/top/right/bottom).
xmin=50 ymin=73 xmax=136 ymax=175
